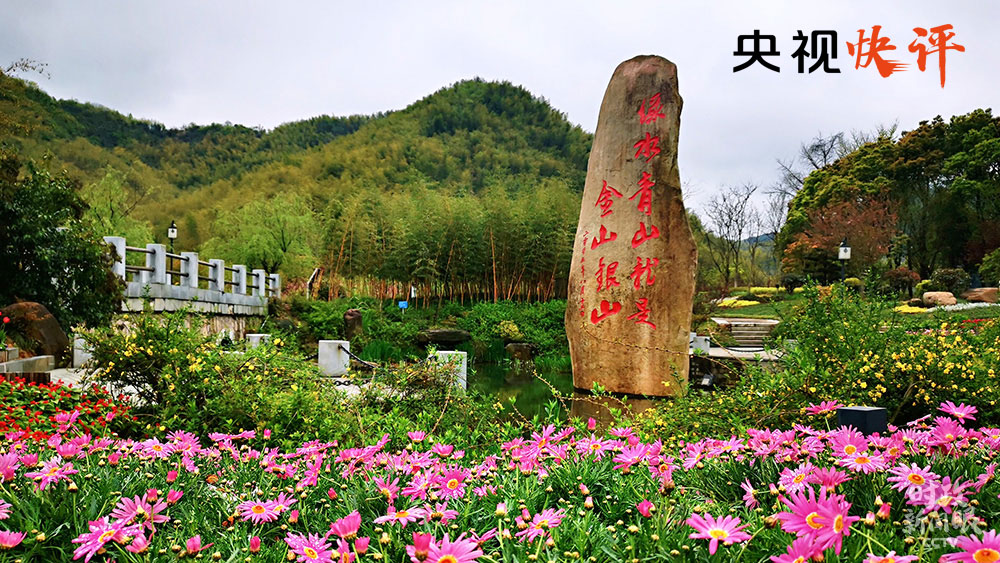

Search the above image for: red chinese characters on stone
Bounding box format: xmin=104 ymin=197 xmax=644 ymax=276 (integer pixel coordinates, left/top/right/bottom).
xmin=631 ymin=222 xmax=660 ymax=249
xmin=630 ymin=172 xmax=655 ymax=216
xmin=629 ymin=257 xmax=659 ymax=290
xmin=590 ymin=300 xmax=622 ymax=325
xmin=637 ymin=93 xmax=666 ymax=125
xmin=595 ymin=257 xmax=621 ymax=291
xmin=591 ymin=225 xmax=618 ymax=249
xmin=578 ymin=232 xmax=588 ymax=318
xmin=595 ymin=180 xmax=624 ymax=217
xmin=627 ymin=298 xmax=656 ymax=329
xmin=633 ymin=132 xmax=661 ymax=162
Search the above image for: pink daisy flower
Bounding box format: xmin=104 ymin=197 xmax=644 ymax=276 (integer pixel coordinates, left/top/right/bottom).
xmin=805 ymin=401 xmax=842 ymax=415
xmin=837 ymin=452 xmax=886 ymax=474
xmin=939 ymin=401 xmax=977 ymax=423
xmin=770 ymin=536 xmax=822 ymax=563
xmin=779 ymin=462 xmax=815 ymax=492
xmin=887 ymin=463 xmax=939 ymax=495
xmin=407 ymin=532 xmax=434 ymax=563
xmin=636 ymin=499 xmax=654 ymax=518
xmin=741 ymin=479 xmax=758 ymax=509
xmin=0 ymin=453 xmax=21 ymax=482
xmin=805 ymin=467 xmax=852 ymax=491
xmin=910 ymin=476 xmax=973 ymax=514
xmin=0 ymin=530 xmax=26 ymax=549
xmin=110 ymin=495 xmax=169 ymax=531
xmin=273 ymin=492 xmax=297 ymax=513
xmin=374 ymin=506 xmax=426 ymax=527
xmin=329 ymin=511 xmax=361 ymax=540
xmin=285 ymin=533 xmax=333 ymax=562
xmin=575 ymin=435 xmax=614 ymax=459
xmin=126 ymin=532 xmax=150 ymax=554
xmin=374 ymin=476 xmax=400 ymax=503
xmin=0 ymin=500 xmax=10 ymax=520
xmin=185 ymin=535 xmax=212 ymax=553
xmin=423 ymin=503 xmax=459 ymax=523
xmin=775 ymin=486 xmax=859 ymax=555
xmin=71 ymin=517 xmax=140 ymax=563
xmin=430 ymin=443 xmax=455 ymax=457
xmin=237 ymin=499 xmax=280 ymax=524
xmin=426 ymin=533 xmax=483 ymax=563
xmin=686 ymin=513 xmax=752 ymax=555
xmin=515 ymin=508 xmax=566 ymax=543
xmin=829 ymin=427 xmax=869 ymax=457
xmin=24 ymin=457 xmax=78 ymax=491
xmin=434 ymin=467 xmax=469 ymax=499
xmin=940 ymin=529 xmax=1000 ymax=563
xmin=408 ymin=431 xmax=426 ymax=442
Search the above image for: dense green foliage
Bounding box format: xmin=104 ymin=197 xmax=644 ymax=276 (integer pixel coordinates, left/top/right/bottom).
xmin=1 ymin=74 xmax=591 ymax=296
xmin=0 ymin=151 xmax=122 ymax=328
xmin=80 ymin=309 xmax=497 ymax=447
xmin=289 ymin=297 xmax=569 ymax=364
xmin=782 ymin=109 xmax=1000 ymax=277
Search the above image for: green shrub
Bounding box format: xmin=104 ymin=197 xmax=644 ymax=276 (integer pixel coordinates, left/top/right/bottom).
xmin=80 ymin=308 xmax=501 ymax=447
xmin=915 ymin=279 xmax=938 ymax=295
xmin=979 ymin=247 xmax=1000 ymax=286
xmin=880 ymin=266 xmax=921 ymax=295
xmin=930 ymin=267 xmax=971 ymax=295
xmin=781 ymin=273 xmax=805 ymax=293
xmin=843 ymin=276 xmax=864 ymax=291
xmin=0 ymin=154 xmax=123 ymax=330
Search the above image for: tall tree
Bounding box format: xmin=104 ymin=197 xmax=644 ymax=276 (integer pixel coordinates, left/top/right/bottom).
xmin=704 ymin=183 xmax=758 ymax=291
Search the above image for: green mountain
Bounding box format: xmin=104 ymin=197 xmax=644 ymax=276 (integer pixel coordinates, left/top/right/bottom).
xmin=0 ymin=73 xmax=592 ymax=296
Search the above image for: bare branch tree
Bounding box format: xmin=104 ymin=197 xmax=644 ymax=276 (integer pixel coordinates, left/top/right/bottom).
xmin=2 ymin=58 xmax=49 ymax=79
xmin=704 ymin=183 xmax=758 ymax=291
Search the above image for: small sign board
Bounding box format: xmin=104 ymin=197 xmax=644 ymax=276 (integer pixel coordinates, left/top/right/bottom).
xmin=838 ymin=246 xmax=852 ymax=260
xmin=398 ymin=301 xmax=408 ymax=309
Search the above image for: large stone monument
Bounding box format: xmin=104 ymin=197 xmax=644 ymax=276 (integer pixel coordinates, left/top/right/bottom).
xmin=566 ymin=55 xmax=697 ymax=397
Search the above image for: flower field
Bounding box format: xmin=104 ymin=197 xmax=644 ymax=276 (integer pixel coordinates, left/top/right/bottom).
xmin=0 ymin=400 xmax=997 ymax=562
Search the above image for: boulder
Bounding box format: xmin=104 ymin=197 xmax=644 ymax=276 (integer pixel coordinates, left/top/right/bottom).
xmin=505 ymin=342 xmax=537 ymax=363
xmin=906 ymin=298 xmax=925 ymax=308
xmin=565 ymin=55 xmax=697 ymax=397
xmin=960 ymin=287 xmax=998 ymax=303
xmin=2 ymin=302 xmax=69 ymax=364
xmin=922 ymin=291 xmax=957 ymax=307
xmin=344 ymin=309 xmax=364 ymax=340
xmin=416 ymin=328 xmax=471 ymax=345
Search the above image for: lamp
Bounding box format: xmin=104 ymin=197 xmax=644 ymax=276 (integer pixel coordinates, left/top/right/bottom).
xmin=838 ymin=237 xmax=851 ymax=282
xmin=167 ymin=220 xmax=178 ymax=253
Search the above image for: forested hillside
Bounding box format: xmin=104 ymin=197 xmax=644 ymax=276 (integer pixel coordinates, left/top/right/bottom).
xmin=0 ymin=73 xmax=592 ymax=298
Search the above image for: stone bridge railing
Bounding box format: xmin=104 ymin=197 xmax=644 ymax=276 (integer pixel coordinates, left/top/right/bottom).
xmin=103 ymin=236 xmax=280 ymax=317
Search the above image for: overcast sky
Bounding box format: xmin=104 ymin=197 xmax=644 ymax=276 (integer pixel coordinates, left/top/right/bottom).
xmin=3 ymin=1 xmax=997 ymax=211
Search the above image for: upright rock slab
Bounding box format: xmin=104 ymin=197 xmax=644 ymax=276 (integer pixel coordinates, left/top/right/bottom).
xmin=566 ymin=55 xmax=697 ymax=397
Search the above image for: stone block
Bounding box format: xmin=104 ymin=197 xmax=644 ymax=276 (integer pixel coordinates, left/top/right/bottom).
xmin=922 ymin=291 xmax=957 ymax=306
xmin=434 ymin=350 xmax=468 ymax=389
xmin=247 ymin=334 xmax=271 ymax=348
xmin=318 ymin=340 xmax=350 ymax=377
xmin=73 ymin=336 xmax=93 ymax=368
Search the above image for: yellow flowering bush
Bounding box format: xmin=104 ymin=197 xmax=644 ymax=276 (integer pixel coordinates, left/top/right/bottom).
xmin=718 ymin=298 xmax=761 ymax=308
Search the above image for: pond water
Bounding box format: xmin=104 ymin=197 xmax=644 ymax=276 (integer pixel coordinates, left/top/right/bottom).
xmin=467 ymin=363 xmax=574 ymax=419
